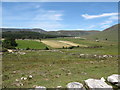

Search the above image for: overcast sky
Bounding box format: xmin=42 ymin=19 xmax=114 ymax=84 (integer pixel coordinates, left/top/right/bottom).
xmin=2 ymin=2 xmax=118 ymax=31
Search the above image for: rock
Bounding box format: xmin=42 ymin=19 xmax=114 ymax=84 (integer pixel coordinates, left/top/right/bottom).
xmin=35 ymin=86 xmax=46 ymax=90
xmin=67 ymin=82 xmax=85 ymax=90
xmin=101 ymin=77 xmax=106 ymax=82
xmin=18 ymin=52 xmax=26 ymax=55
xmin=90 ymin=61 xmax=94 ymax=64
xmin=14 ymin=82 xmax=23 ymax=87
xmin=7 ymin=49 xmax=13 ymax=53
xmin=15 ymin=79 xmax=19 ymax=82
xmin=21 ymin=77 xmax=27 ymax=80
xmin=107 ymin=74 xmax=120 ymax=86
xmin=103 ymin=55 xmax=108 ymax=58
xmin=12 ymin=71 xmax=17 ymax=74
xmin=96 ymin=40 xmax=99 ymax=42
xmin=28 ymin=75 xmax=33 ymax=79
xmin=85 ymin=79 xmax=113 ymax=89
xmin=57 ymin=86 xmax=62 ymax=88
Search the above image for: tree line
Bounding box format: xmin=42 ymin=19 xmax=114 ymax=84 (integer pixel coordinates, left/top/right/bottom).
xmin=2 ymin=31 xmax=68 ymax=39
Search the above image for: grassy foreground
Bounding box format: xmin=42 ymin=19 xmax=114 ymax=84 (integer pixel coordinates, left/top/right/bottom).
xmin=2 ymin=38 xmax=118 ymax=88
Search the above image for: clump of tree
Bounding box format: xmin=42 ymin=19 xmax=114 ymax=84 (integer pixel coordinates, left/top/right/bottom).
xmin=2 ymin=38 xmax=18 ymax=49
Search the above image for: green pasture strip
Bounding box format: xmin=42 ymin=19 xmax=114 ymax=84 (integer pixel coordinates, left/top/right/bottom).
xmin=16 ymin=40 xmax=47 ymax=49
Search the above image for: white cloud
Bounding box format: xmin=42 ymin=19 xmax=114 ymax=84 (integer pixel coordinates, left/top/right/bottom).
xmin=100 ymin=14 xmax=118 ymax=29
xmin=34 ymin=10 xmax=63 ymax=21
xmin=30 ymin=9 xmax=64 ymax=31
xmin=31 ymin=21 xmax=64 ymax=31
xmin=74 ymin=28 xmax=84 ymax=30
xmin=109 ymin=15 xmax=120 ymax=20
xmin=82 ymin=13 xmax=118 ymax=19
xmin=87 ymin=25 xmax=96 ymax=29
xmin=101 ymin=25 xmax=110 ymax=29
xmin=101 ymin=20 xmax=113 ymax=25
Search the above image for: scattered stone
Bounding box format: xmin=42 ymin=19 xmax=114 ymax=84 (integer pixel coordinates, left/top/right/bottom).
xmin=90 ymin=61 xmax=94 ymax=64
xmin=57 ymin=86 xmax=62 ymax=88
xmin=14 ymin=82 xmax=23 ymax=87
xmin=28 ymin=75 xmax=33 ymax=79
xmin=54 ymin=75 xmax=60 ymax=78
xmin=96 ymin=40 xmax=99 ymax=42
xmin=80 ymin=54 xmax=85 ymax=56
xmin=67 ymin=82 xmax=84 ymax=89
xmin=107 ymin=74 xmax=120 ymax=86
xmin=0 ymin=52 xmax=3 ymax=55
xmin=34 ymin=86 xmax=46 ymax=90
xmin=7 ymin=49 xmax=13 ymax=53
xmin=19 ymin=52 xmax=26 ymax=55
xmin=15 ymin=79 xmax=19 ymax=82
xmin=21 ymin=77 xmax=27 ymax=80
xmin=12 ymin=71 xmax=17 ymax=74
xmin=85 ymin=78 xmax=113 ymax=89
xmin=103 ymin=55 xmax=108 ymax=58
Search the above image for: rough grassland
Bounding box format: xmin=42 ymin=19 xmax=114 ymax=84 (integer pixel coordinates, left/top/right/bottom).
xmin=2 ymin=38 xmax=118 ymax=88
xmin=16 ymin=40 xmax=47 ymax=49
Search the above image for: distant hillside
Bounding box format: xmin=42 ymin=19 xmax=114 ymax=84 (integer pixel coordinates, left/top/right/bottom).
xmin=2 ymin=28 xmax=99 ymax=37
xmin=2 ymin=28 xmax=47 ymax=33
xmin=83 ymin=24 xmax=119 ymax=41
xmin=48 ymin=30 xmax=99 ymax=36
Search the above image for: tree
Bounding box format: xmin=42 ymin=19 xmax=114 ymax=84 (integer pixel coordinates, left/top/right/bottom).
xmin=2 ymin=38 xmax=18 ymax=49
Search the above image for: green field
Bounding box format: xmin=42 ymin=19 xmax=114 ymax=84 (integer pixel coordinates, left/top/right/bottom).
xmin=16 ymin=40 xmax=47 ymax=49
xmin=2 ymin=38 xmax=118 ymax=88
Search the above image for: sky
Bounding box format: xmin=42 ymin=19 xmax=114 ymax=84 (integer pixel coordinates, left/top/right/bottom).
xmin=1 ymin=2 xmax=119 ymax=31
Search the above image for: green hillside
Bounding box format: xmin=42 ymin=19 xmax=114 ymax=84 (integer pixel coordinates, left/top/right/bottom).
xmin=83 ymin=24 xmax=119 ymax=41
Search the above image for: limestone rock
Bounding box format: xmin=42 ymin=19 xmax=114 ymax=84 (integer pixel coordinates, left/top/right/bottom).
xmin=107 ymin=74 xmax=120 ymax=86
xmin=67 ymin=82 xmax=85 ymax=90
xmin=35 ymin=86 xmax=46 ymax=90
xmin=85 ymin=79 xmax=113 ymax=90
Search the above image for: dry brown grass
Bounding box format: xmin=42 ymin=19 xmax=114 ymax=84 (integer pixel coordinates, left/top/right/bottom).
xmin=41 ymin=40 xmax=87 ymax=48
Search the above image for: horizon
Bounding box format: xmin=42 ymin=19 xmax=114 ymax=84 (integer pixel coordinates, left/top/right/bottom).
xmin=2 ymin=2 xmax=118 ymax=31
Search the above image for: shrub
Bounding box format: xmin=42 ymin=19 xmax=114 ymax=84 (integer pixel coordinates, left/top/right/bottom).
xmin=45 ymin=47 xmax=49 ymax=50
xmin=2 ymin=48 xmax=7 ymax=52
xmin=26 ymin=47 xmax=30 ymax=50
xmin=68 ymin=46 xmax=75 ymax=49
xmin=2 ymin=38 xmax=18 ymax=49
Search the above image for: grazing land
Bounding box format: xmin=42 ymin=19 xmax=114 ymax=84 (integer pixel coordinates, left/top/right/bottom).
xmin=2 ymin=38 xmax=118 ymax=88
xmin=16 ymin=40 xmax=47 ymax=49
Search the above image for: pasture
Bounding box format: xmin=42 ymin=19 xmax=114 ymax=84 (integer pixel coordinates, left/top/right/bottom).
xmin=2 ymin=38 xmax=118 ymax=88
xmin=16 ymin=40 xmax=47 ymax=49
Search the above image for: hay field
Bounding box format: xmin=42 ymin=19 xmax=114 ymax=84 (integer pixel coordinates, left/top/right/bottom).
xmin=41 ymin=40 xmax=87 ymax=48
